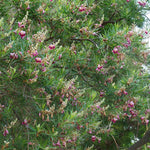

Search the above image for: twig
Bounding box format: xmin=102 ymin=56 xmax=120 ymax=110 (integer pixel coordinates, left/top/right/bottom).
xmin=111 ymin=134 xmax=119 ymax=150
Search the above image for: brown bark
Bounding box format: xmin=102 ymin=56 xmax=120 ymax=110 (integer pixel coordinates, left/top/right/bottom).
xmin=128 ymin=130 xmax=150 ymax=150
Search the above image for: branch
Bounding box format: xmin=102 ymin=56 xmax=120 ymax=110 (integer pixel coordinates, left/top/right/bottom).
xmin=102 ymin=18 xmax=124 ymax=26
xmin=71 ymin=38 xmax=99 ymax=48
xmin=44 ymin=36 xmax=54 ymax=42
xmin=128 ymin=130 xmax=150 ymax=150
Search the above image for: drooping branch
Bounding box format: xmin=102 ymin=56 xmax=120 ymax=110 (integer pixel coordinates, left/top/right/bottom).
xmin=128 ymin=130 xmax=150 ymax=150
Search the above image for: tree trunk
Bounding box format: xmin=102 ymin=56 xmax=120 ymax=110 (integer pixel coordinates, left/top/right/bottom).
xmin=128 ymin=130 xmax=150 ymax=150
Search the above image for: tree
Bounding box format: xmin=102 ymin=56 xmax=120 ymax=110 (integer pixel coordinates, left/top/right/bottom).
xmin=0 ymin=0 xmax=150 ymax=149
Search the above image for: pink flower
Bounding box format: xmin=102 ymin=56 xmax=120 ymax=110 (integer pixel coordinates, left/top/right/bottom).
xmin=27 ymin=5 xmax=30 ymax=10
xmin=122 ymin=43 xmax=130 ymax=48
xmin=35 ymin=57 xmax=42 ymax=63
xmin=91 ymin=136 xmax=96 ymax=142
xmin=88 ymin=130 xmax=92 ymax=134
xmin=120 ymin=66 xmax=123 ymax=69
xmin=127 ymin=38 xmax=131 ymax=45
xmin=145 ymin=109 xmax=150 ymax=114
xmin=28 ymin=142 xmax=33 ymax=145
xmin=49 ymin=44 xmax=55 ymax=50
xmin=126 ymin=0 xmax=130 ymax=2
xmin=123 ymin=91 xmax=128 ymax=95
xmin=22 ymin=119 xmax=28 ymax=125
xmin=128 ymin=101 xmax=134 ymax=108
xmin=67 ymin=139 xmax=72 ymax=143
xmin=18 ymin=22 xmax=25 ymax=28
xmin=123 ymin=113 xmax=128 ymax=116
xmin=112 ymin=47 xmax=119 ymax=54
xmin=3 ymin=129 xmax=9 ymax=136
xmin=128 ymin=31 xmax=134 ymax=37
xmin=32 ymin=50 xmax=38 ymax=57
xmin=79 ymin=7 xmax=83 ymax=12
xmin=138 ymin=2 xmax=146 ymax=7
xmin=96 ymin=64 xmax=103 ymax=71
xmin=10 ymin=53 xmax=18 ymax=59
xmin=79 ymin=5 xmax=86 ymax=12
xmin=112 ymin=117 xmax=118 ymax=123
xmin=56 ymin=140 xmax=61 ymax=146
xmin=147 ymin=145 xmax=150 ymax=148
xmin=140 ymin=116 xmax=145 ymax=120
xmin=98 ymin=138 xmax=101 ymax=143
xmin=18 ymin=22 xmax=21 ymax=27
xmin=59 ymin=54 xmax=62 ymax=60
xmin=145 ymin=119 xmax=149 ymax=124
xmin=19 ymin=31 xmax=26 ymax=39
xmin=145 ymin=31 xmax=148 ymax=34
xmin=50 ymin=0 xmax=53 ymax=1
xmin=100 ymin=91 xmax=105 ymax=97
xmin=42 ymin=67 xmax=46 ymax=72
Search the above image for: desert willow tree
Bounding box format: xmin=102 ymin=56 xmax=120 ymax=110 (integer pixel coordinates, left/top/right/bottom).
xmin=0 ymin=0 xmax=150 ymax=149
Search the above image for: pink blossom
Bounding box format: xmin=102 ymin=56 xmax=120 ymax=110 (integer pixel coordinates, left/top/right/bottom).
xmin=98 ymin=138 xmax=101 ymax=143
xmin=138 ymin=2 xmax=146 ymax=7
xmin=126 ymin=0 xmax=130 ymax=2
xmin=127 ymin=38 xmax=131 ymax=45
xmin=145 ymin=31 xmax=148 ymax=34
xmin=100 ymin=91 xmax=105 ymax=97
xmin=76 ymin=20 xmax=80 ymax=23
xmin=27 ymin=5 xmax=30 ymax=10
xmin=79 ymin=6 xmax=86 ymax=12
xmin=28 ymin=142 xmax=33 ymax=145
xmin=67 ymin=139 xmax=72 ymax=143
xmin=10 ymin=53 xmax=18 ymax=59
xmin=145 ymin=119 xmax=149 ymax=124
xmin=128 ymin=31 xmax=134 ymax=36
xmin=120 ymin=66 xmax=123 ymax=69
xmin=59 ymin=54 xmax=62 ymax=60
xmin=62 ymin=141 xmax=66 ymax=147
xmin=18 ymin=22 xmax=21 ymax=27
xmin=140 ymin=116 xmax=145 ymax=120
xmin=42 ymin=67 xmax=46 ymax=72
xmin=22 ymin=119 xmax=28 ymax=125
xmin=96 ymin=64 xmax=103 ymax=71
xmin=128 ymin=101 xmax=134 ymax=108
xmin=123 ymin=91 xmax=128 ymax=95
xmin=19 ymin=31 xmax=26 ymax=39
xmin=123 ymin=113 xmax=128 ymax=116
xmin=117 ymin=115 xmax=120 ymax=120
xmin=49 ymin=44 xmax=55 ymax=50
xmin=3 ymin=129 xmax=9 ymax=136
xmin=79 ymin=7 xmax=83 ymax=12
xmin=96 ymin=105 xmax=100 ymax=109
xmin=122 ymin=43 xmax=130 ymax=48
xmin=35 ymin=57 xmax=42 ymax=63
xmin=88 ymin=130 xmax=92 ymax=134
xmin=18 ymin=22 xmax=25 ymax=28
xmin=112 ymin=117 xmax=118 ymax=123
xmin=91 ymin=136 xmax=96 ymax=142
xmin=145 ymin=109 xmax=150 ymax=114
xmin=32 ymin=50 xmax=38 ymax=57
xmin=112 ymin=47 xmax=119 ymax=54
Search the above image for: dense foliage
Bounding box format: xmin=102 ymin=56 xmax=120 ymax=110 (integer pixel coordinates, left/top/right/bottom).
xmin=0 ymin=0 xmax=150 ymax=149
